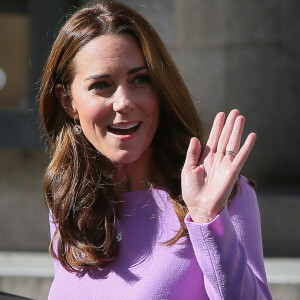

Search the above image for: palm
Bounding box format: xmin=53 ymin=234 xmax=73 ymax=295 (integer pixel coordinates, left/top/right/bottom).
xmin=181 ymin=109 xmax=256 ymax=223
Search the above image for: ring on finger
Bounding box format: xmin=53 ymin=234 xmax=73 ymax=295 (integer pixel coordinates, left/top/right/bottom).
xmin=225 ymin=150 xmax=238 ymax=157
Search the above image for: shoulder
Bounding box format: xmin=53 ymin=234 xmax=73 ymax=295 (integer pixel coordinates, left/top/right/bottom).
xmin=227 ymin=175 xmax=259 ymax=217
xmin=227 ymin=175 xmax=261 ymax=229
xmin=232 ymin=175 xmax=257 ymax=204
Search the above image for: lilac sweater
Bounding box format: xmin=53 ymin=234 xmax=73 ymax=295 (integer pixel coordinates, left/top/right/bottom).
xmin=48 ymin=176 xmax=272 ymax=299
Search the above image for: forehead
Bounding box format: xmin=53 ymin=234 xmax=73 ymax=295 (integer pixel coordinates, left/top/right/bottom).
xmin=72 ymin=33 xmax=146 ymax=74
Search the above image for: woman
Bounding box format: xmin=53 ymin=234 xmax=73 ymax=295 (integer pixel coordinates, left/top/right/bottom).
xmin=39 ymin=1 xmax=272 ymax=299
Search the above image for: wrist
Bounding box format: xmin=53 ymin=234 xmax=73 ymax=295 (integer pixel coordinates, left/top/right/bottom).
xmin=188 ymin=207 xmax=219 ymax=224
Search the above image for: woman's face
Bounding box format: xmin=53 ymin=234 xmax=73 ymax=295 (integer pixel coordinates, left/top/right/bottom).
xmin=66 ymin=34 xmax=159 ymax=165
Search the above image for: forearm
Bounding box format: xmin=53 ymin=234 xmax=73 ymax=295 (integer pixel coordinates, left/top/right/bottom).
xmin=185 ymin=206 xmax=272 ymax=300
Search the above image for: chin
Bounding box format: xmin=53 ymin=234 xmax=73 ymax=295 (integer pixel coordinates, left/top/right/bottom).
xmin=106 ymin=151 xmax=141 ymax=166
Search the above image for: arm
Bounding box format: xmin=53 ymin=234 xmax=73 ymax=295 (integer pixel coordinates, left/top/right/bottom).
xmin=181 ymin=110 xmax=272 ymax=299
xmin=185 ymin=176 xmax=272 ymax=299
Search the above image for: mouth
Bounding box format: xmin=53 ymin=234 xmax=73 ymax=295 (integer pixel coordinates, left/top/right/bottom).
xmin=107 ymin=121 xmax=141 ymax=135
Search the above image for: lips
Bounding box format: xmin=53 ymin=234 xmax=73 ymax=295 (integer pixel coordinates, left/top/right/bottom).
xmin=107 ymin=122 xmax=141 ymax=135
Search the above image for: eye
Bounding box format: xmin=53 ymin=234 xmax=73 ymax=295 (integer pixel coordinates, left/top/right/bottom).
xmin=132 ymin=74 xmax=151 ymax=85
xmin=90 ymin=81 xmax=112 ymax=91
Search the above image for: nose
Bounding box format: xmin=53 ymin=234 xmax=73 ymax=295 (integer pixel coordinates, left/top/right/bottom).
xmin=112 ymin=86 xmax=134 ymax=114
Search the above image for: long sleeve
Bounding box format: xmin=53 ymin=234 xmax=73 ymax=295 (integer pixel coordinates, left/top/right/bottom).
xmin=185 ymin=176 xmax=272 ymax=300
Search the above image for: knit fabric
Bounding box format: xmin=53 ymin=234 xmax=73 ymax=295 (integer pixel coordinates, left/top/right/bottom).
xmin=48 ymin=176 xmax=272 ymax=299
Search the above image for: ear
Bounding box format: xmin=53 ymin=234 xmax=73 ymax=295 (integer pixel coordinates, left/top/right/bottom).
xmin=55 ymin=84 xmax=78 ymax=120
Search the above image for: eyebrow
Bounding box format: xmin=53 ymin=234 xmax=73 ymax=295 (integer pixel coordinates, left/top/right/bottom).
xmin=84 ymin=66 xmax=148 ymax=81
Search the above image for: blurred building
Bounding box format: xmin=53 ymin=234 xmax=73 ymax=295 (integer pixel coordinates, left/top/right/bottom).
xmin=0 ymin=0 xmax=300 ymax=257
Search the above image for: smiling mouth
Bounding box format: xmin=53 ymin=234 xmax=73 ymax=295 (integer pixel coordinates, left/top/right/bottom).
xmin=107 ymin=122 xmax=141 ymax=135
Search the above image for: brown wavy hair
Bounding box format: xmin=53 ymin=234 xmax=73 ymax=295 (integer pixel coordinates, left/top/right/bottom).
xmin=40 ymin=0 xmax=235 ymax=274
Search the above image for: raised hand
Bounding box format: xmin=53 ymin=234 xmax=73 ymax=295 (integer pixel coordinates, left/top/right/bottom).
xmin=181 ymin=109 xmax=256 ymax=223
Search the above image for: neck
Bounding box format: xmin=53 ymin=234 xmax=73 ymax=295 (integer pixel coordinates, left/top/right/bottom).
xmin=115 ymin=148 xmax=154 ymax=192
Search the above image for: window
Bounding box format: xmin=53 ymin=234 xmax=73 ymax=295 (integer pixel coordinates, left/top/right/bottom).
xmin=0 ymin=1 xmax=29 ymax=109
xmin=0 ymin=0 xmax=37 ymax=147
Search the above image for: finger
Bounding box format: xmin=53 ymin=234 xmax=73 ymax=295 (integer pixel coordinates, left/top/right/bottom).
xmin=216 ymin=109 xmax=240 ymax=154
xmin=232 ymin=133 xmax=256 ymax=169
xmin=203 ymin=112 xmax=225 ymax=157
xmin=183 ymin=137 xmax=201 ymax=171
xmin=225 ymin=115 xmax=245 ymax=159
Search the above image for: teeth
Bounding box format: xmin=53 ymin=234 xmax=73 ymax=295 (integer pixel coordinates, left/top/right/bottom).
xmin=110 ymin=122 xmax=139 ymax=130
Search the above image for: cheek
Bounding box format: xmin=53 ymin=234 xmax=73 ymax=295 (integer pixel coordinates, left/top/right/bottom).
xmin=70 ymin=85 xmax=108 ymax=122
xmin=143 ymin=90 xmax=160 ymax=117
xmin=76 ymin=99 xmax=109 ymax=127
xmin=78 ymin=104 xmax=109 ymax=148
xmin=80 ymin=106 xmax=102 ymax=122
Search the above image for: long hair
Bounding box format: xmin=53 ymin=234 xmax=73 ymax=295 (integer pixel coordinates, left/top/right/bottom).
xmin=40 ymin=0 xmax=210 ymax=273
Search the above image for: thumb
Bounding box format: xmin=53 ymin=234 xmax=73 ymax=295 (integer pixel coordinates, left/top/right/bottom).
xmin=183 ymin=137 xmax=201 ymax=172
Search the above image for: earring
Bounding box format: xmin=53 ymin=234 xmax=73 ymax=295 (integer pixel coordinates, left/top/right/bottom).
xmin=73 ymin=117 xmax=82 ymax=135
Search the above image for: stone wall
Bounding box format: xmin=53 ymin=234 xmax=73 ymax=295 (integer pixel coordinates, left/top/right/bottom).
xmin=124 ymin=0 xmax=300 ymax=184
xmin=0 ymin=150 xmax=49 ymax=251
